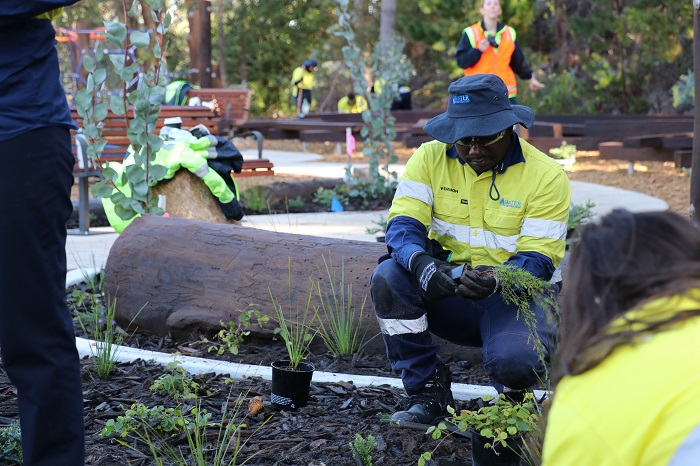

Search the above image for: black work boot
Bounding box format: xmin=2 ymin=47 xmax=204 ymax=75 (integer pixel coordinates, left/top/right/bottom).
xmin=391 ymin=363 xmax=455 ymax=426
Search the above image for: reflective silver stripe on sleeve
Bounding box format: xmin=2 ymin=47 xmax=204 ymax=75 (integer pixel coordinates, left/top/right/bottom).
xmin=395 ymin=179 xmax=434 ymax=206
xmin=431 ymin=217 xmax=471 ymax=243
xmin=193 ymin=162 xmax=210 ymax=178
xmin=669 ymin=423 xmax=700 ymax=466
xmin=377 ymin=315 xmax=429 ymax=336
xmin=522 ymin=217 xmax=568 ymax=241
xmin=207 ymin=147 xmax=218 ymax=159
xmin=207 ymin=135 xmax=218 ymax=146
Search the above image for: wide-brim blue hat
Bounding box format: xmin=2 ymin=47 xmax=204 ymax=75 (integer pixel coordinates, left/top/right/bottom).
xmin=423 ymin=74 xmax=535 ymax=144
xmin=303 ymin=58 xmax=318 ymax=67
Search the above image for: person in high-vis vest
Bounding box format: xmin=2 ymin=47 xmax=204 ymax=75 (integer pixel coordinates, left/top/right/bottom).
xmin=0 ymin=2 xmax=85 ymax=465
xmin=542 ymin=209 xmax=700 ymax=465
xmin=163 ymin=80 xmax=199 ymax=105
xmin=370 ymin=74 xmax=570 ymax=426
xmin=102 ymin=130 xmax=244 ymax=233
xmin=456 ymin=0 xmax=544 ymax=103
xmin=291 ymin=58 xmax=317 ymax=117
xmin=337 ymin=92 xmax=368 ymax=114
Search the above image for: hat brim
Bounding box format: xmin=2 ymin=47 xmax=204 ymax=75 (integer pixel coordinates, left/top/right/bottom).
xmin=423 ymin=105 xmax=535 ymax=144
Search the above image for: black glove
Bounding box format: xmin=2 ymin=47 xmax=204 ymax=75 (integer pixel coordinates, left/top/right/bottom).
xmin=455 ymin=265 xmax=499 ymax=300
xmin=410 ymin=252 xmax=457 ymax=301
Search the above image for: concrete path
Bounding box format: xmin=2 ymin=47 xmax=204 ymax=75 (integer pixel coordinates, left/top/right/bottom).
xmin=66 ymin=149 xmax=668 ymax=270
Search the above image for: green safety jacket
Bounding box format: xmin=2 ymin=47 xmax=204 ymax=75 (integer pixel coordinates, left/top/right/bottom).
xmin=102 ymin=135 xmax=242 ymax=232
xmin=163 ymin=80 xmax=199 ymax=105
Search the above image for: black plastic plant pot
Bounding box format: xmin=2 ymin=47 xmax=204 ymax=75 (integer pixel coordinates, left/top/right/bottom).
xmin=270 ymin=360 xmax=315 ymax=411
xmin=471 ymin=431 xmax=524 ymax=466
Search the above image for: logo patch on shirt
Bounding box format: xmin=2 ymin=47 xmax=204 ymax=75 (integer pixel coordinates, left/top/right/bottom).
xmin=499 ymin=198 xmax=522 ymax=209
xmin=452 ymin=94 xmax=470 ymax=104
xmin=440 ymin=186 xmax=458 ymax=193
xmin=460 ymin=199 xmax=469 ymax=205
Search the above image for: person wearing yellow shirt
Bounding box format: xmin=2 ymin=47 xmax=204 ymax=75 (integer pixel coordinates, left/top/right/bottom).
xmin=337 ymin=92 xmax=368 ymax=114
xmin=542 ymin=209 xmax=700 ymax=465
xmin=291 ymin=58 xmax=317 ymax=117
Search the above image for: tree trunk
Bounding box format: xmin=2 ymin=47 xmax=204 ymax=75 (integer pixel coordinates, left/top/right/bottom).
xmin=199 ymin=0 xmax=213 ymax=87
xmin=379 ymin=0 xmax=396 ymax=43
xmin=103 ymin=215 xmax=387 ymax=350
xmin=187 ymin=0 xmax=201 ymax=85
xmin=216 ymin=0 xmax=227 ymax=86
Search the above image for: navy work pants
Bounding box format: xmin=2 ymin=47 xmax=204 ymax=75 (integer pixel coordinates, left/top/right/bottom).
xmin=0 ymin=127 xmax=85 ymax=465
xmin=370 ymin=259 xmax=557 ymax=394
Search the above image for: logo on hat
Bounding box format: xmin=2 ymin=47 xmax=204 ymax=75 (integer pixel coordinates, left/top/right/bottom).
xmin=452 ymin=94 xmax=470 ymax=104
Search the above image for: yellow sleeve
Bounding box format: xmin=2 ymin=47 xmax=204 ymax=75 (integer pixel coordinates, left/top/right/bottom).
xmin=35 ymin=8 xmax=63 ymax=20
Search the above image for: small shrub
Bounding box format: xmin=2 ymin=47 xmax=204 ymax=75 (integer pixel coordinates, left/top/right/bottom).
xmin=313 ymin=187 xmax=346 ymax=206
xmin=287 ymin=195 xmax=305 ymax=210
xmin=548 ymin=141 xmax=577 ymax=160
xmin=205 ymin=309 xmax=269 ymax=356
xmin=349 ymin=433 xmax=378 ymax=466
xmin=0 ymin=422 xmax=22 ymax=464
xmin=240 ymin=186 xmax=270 ymax=213
xmin=149 ymin=359 xmax=200 ymax=399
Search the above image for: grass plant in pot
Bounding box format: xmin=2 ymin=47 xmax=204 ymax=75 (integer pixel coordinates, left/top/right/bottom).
xmin=421 ymin=393 xmax=540 ymax=466
xmin=268 ymin=262 xmax=319 ymax=411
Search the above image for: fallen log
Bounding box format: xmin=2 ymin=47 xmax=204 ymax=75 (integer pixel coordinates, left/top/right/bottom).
xmin=104 ymin=214 xmax=387 ymax=349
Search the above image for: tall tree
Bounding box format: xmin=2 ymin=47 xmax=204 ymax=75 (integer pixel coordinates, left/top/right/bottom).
xmin=379 ymin=0 xmax=396 ymax=42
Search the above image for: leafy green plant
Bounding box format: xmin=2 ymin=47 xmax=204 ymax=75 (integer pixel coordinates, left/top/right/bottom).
xmin=365 ymin=214 xmax=388 ymax=235
xmin=101 ymin=389 xmax=270 ymax=465
xmin=269 ymin=259 xmax=319 ymax=369
xmin=349 ymin=433 xmax=378 ymax=466
xmin=548 ymin=141 xmax=577 ymax=160
xmin=330 ymin=0 xmax=413 ymax=200
xmin=287 ymin=195 xmax=305 ymax=210
xmin=314 ymin=254 xmax=374 ymax=357
xmin=0 ymin=422 xmax=22 ymax=465
xmin=77 ymin=0 xmax=170 ymax=221
xmin=313 ymin=187 xmax=347 ymax=207
xmin=205 ymin=310 xmax=269 ymax=356
xmin=568 ymin=201 xmax=596 ymax=232
xmin=149 ymin=359 xmax=200 ymax=400
xmin=240 ymin=186 xmax=271 ymax=213
xmin=420 ymin=394 xmax=540 ymax=466
xmin=672 ymin=70 xmax=694 ymax=113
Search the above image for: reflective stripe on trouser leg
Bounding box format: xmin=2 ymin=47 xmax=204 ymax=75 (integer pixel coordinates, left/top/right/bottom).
xmin=370 ymin=259 xmax=440 ymax=394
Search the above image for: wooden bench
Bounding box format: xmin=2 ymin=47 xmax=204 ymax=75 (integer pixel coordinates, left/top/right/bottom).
xmin=70 ymin=104 xmax=272 ymax=234
xmin=186 ymin=88 xmax=264 ymax=159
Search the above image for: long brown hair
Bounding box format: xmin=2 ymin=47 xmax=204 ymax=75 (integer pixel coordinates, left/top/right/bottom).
xmin=554 ymin=209 xmax=700 ymax=384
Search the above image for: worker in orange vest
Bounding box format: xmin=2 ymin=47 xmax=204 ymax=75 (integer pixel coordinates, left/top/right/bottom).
xmin=456 ymin=0 xmax=544 ymax=104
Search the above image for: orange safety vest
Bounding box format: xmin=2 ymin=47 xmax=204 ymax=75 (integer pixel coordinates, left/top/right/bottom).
xmin=463 ymin=23 xmax=518 ymax=98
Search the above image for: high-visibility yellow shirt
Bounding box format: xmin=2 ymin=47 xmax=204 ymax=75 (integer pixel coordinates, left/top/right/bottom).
xmin=337 ymin=95 xmax=368 ymax=113
xmin=542 ymin=291 xmax=700 ymax=465
xmin=291 ymin=66 xmax=315 ymax=97
xmin=389 ymin=138 xmax=570 ymax=270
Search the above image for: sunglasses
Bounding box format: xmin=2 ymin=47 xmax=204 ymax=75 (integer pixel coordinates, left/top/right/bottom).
xmin=454 ymin=130 xmax=507 ymax=148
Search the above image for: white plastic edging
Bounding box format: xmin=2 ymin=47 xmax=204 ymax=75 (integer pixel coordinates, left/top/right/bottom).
xmin=69 ymin=268 xmax=546 ymax=401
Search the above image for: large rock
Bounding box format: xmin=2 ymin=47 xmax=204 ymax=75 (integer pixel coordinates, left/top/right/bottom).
xmin=151 ymin=169 xmax=241 ymax=225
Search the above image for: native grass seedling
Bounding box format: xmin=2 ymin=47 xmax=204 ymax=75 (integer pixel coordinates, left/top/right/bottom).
xmin=205 ymin=309 xmax=269 ymax=356
xmin=420 ymin=394 xmax=540 ymax=466
xmin=567 ymin=201 xmax=596 ymax=248
xmin=315 ymin=254 xmax=375 ymax=356
xmin=365 ymin=214 xmax=388 ymax=235
xmin=0 ymin=421 xmax=22 ymax=465
xmin=269 ymin=259 xmax=319 ymax=370
xmin=349 ymin=433 xmax=378 ymax=466
xmin=101 ymin=389 xmax=271 ymax=466
xmin=149 ymin=359 xmax=200 ymax=400
xmin=286 ymin=195 xmax=305 ymax=210
xmin=240 ymin=186 xmax=271 ymax=213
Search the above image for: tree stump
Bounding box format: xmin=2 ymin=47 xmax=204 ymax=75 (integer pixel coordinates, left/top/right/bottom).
xmin=104 ymin=214 xmax=387 ymax=349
